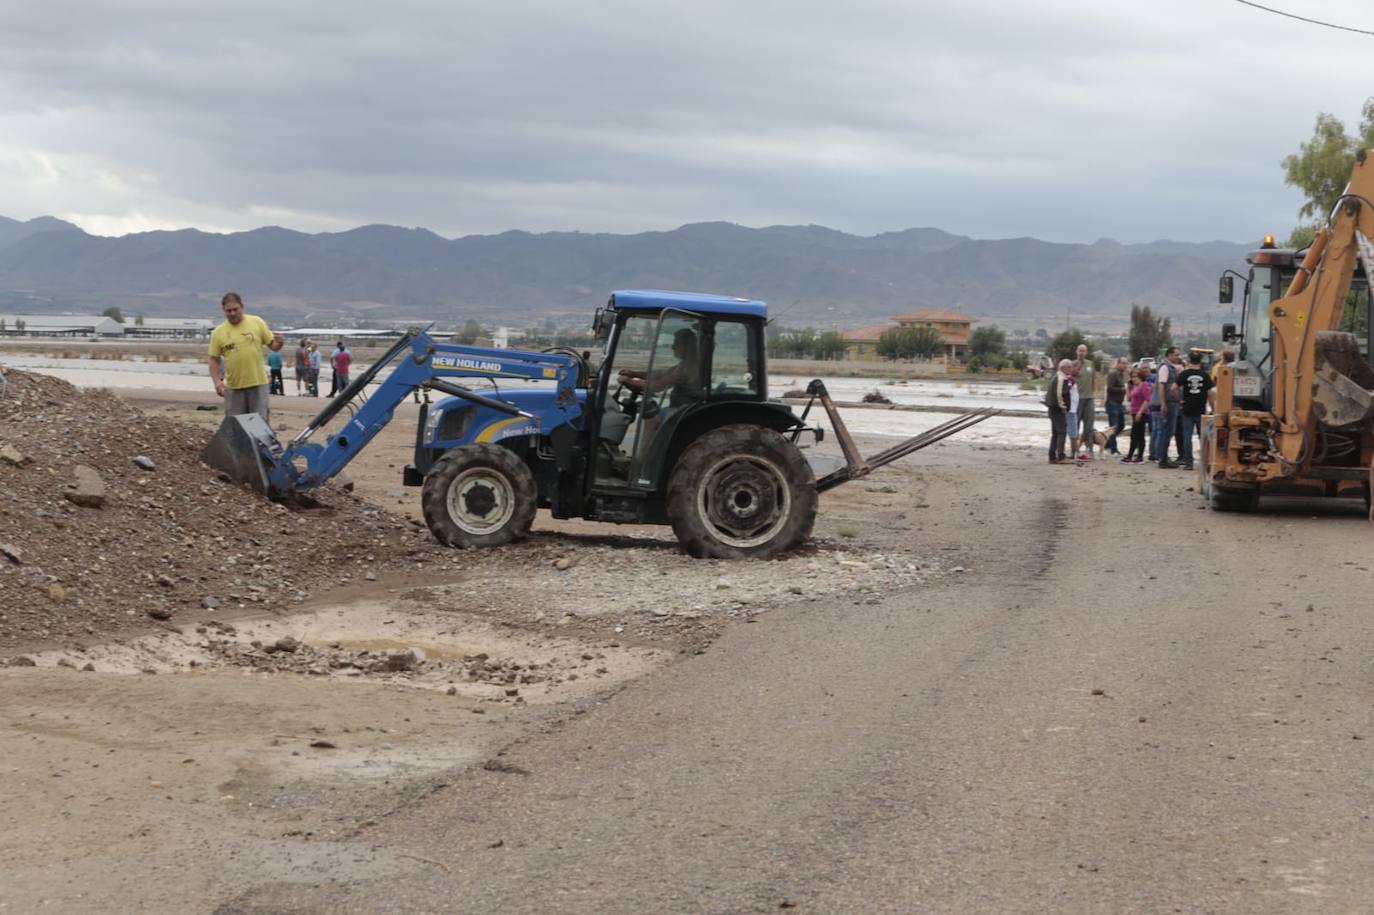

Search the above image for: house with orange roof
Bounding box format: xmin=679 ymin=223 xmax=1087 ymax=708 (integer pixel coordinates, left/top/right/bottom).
xmin=842 ymin=308 xmax=977 ymax=361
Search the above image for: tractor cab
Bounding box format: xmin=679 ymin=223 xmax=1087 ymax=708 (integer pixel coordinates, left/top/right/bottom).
xmin=588 ymin=290 xmax=780 ymax=498
xmin=1218 ymin=235 xmax=1372 ymax=409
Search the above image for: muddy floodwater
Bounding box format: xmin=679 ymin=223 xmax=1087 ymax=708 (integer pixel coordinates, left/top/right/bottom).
xmin=2 ymin=351 xmax=1051 ymax=448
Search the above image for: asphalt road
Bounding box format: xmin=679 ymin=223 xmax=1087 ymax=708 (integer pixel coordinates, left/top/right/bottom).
xmin=219 ymin=452 xmax=1374 ymax=913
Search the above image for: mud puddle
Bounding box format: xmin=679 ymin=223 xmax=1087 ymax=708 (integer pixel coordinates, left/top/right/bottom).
xmin=24 ymin=600 xmax=666 ymax=704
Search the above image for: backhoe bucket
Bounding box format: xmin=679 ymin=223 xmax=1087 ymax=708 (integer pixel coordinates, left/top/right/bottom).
xmin=1312 ymin=331 xmax=1374 ymax=429
xmin=200 ymin=413 xmax=285 ymax=496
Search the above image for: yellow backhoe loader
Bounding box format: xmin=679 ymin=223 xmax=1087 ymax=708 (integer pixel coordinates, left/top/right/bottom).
xmin=1203 ymin=149 xmax=1374 ymax=515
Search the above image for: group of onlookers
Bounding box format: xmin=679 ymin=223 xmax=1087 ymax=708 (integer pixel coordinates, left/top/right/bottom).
xmin=284 ymin=338 xmax=352 ymax=397
xmin=1046 ymin=344 xmax=1217 ymax=469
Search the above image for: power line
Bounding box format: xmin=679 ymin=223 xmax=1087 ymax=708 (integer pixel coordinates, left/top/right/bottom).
xmin=1232 ymin=0 xmax=1374 ymax=37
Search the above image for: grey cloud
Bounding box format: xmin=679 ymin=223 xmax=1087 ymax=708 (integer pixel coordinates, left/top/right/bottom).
xmin=0 ymin=0 xmax=1367 ymax=242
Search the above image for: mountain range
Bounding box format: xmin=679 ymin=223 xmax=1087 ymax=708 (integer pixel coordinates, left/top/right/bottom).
xmin=0 ymin=214 xmax=1254 ymax=329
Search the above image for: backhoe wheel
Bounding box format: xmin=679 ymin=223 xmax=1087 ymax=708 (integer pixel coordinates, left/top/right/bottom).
xmin=667 ymin=424 xmax=817 ymax=559
xmin=422 ymin=444 xmax=536 ymax=548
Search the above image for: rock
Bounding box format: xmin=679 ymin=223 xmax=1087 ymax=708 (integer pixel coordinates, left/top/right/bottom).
xmin=131 ymin=455 xmax=157 ymax=471
xmin=47 ymin=584 xmax=66 ymax=602
xmin=0 ymin=445 xmax=28 ymax=466
xmin=63 ymin=465 xmax=106 ymax=508
xmin=147 ymin=607 xmax=173 ymax=621
xmin=274 ymin=636 xmax=300 ymax=653
xmin=0 ymin=543 xmax=22 ymax=564
xmin=6 ymin=656 xmax=37 ymax=667
xmin=553 ymin=558 xmax=573 ymax=571
xmin=382 ymin=648 xmax=423 ymax=671
xmin=309 ymin=740 xmax=338 ymax=749
xmin=714 ymin=578 xmax=731 ymax=590
xmin=787 ymin=585 xmax=803 ymax=595
xmin=364 ymin=571 xmax=377 ymax=581
xmin=81 ymin=662 xmax=96 ymax=672
xmin=201 ymin=596 xmax=220 ymax=609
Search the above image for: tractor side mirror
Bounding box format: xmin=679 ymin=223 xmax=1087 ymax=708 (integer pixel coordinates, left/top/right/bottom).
xmin=1221 ymin=322 xmax=1238 ymax=342
xmin=1218 ymin=275 xmax=1233 ymax=304
xmin=592 ymin=307 xmax=611 ymax=343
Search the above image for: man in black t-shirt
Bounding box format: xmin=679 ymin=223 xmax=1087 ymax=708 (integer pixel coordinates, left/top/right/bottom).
xmin=1176 ymin=351 xmax=1214 ymax=470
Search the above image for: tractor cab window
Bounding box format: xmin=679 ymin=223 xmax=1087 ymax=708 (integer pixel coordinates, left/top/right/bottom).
xmin=710 ymin=319 xmax=761 ymax=397
xmin=1243 ymin=266 xmax=1278 ymax=373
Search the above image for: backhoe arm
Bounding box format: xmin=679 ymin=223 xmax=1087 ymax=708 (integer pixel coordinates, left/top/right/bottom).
xmin=1264 ymin=148 xmax=1374 ymax=473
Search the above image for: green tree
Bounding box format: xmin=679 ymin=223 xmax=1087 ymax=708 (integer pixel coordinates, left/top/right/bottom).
xmin=967 ymin=325 xmax=1007 ymax=361
xmin=812 ymin=329 xmax=847 ymax=361
xmin=1048 ymin=328 xmax=1087 ymax=364
xmin=453 ymin=319 xmax=485 ymax=344
xmin=1128 ymin=305 xmax=1171 ymax=359
xmin=1008 ymin=349 xmax=1029 ymax=371
xmin=1282 ymin=99 xmax=1374 ymax=241
xmin=877 ymin=325 xmax=943 ymax=360
xmin=101 ymin=306 xmax=124 ymax=323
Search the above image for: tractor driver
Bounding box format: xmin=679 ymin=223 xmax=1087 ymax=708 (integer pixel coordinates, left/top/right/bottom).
xmin=617 ymin=328 xmax=700 ymax=402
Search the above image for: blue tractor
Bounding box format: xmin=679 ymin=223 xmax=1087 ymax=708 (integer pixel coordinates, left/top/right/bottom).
xmin=204 ymin=290 xmax=995 ymax=558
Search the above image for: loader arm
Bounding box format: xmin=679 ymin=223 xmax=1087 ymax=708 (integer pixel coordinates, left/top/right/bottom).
xmin=203 ymin=328 xmax=580 ymax=498
xmin=1263 ymin=148 xmax=1374 ymax=476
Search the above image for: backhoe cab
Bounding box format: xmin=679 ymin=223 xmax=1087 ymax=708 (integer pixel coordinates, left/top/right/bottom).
xmin=1204 ymin=156 xmax=1374 ymax=514
xmin=204 ymin=289 xmax=996 ymax=558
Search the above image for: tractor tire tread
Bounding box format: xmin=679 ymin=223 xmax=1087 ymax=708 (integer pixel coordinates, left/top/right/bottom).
xmin=421 ymin=443 xmax=537 ymax=548
xmin=666 ymin=423 xmax=816 ymax=559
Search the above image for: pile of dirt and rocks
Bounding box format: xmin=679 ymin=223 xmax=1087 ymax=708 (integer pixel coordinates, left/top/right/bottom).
xmin=0 ymin=370 xmax=441 ymax=653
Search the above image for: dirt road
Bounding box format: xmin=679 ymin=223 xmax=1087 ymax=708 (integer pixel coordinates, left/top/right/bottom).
xmin=4 ymin=386 xmax=1373 ymax=912
xmin=214 ymin=451 xmax=1374 ymax=914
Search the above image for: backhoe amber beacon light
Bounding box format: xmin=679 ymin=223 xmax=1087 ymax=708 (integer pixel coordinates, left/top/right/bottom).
xmin=1262 ymin=233 xmax=1276 ymax=248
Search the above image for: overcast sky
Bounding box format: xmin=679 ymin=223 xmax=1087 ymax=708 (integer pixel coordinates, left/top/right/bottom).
xmin=1 ymin=0 xmax=1370 ymax=243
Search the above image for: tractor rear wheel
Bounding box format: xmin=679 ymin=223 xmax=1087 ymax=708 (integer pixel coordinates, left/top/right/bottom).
xmin=422 ymin=444 xmax=537 ymax=548
xmin=667 ymin=424 xmax=816 ymax=559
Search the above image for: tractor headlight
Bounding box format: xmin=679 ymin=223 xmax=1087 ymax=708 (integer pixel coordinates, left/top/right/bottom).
xmin=424 ymin=405 xmax=442 ymax=443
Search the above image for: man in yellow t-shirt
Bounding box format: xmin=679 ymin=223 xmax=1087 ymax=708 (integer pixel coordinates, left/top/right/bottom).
xmin=208 ymin=292 xmax=284 ymax=424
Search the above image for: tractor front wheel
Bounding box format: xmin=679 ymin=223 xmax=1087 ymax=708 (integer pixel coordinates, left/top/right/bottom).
xmin=422 ymin=444 xmax=537 ymax=548
xmin=667 ymin=425 xmax=817 ymax=559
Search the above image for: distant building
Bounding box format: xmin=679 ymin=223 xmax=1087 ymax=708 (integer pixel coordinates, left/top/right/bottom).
xmin=841 ymin=323 xmax=898 ymax=359
xmin=0 ymin=314 xmax=124 ymax=337
xmin=892 ymin=308 xmax=975 ymax=361
xmin=842 ymin=308 xmax=977 ymax=362
xmin=122 ymin=317 xmax=214 ymax=339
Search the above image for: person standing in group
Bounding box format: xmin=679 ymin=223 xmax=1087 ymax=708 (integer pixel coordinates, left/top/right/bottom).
xmin=1066 ymin=362 xmax=1081 ymax=460
xmin=307 ymin=342 xmax=322 ymax=396
xmin=331 ymin=341 xmax=352 ymax=395
xmin=1104 ymin=356 xmax=1128 ymax=455
xmin=1176 ymin=351 xmax=1214 ymax=471
xmin=1143 ymin=359 xmax=1159 ymax=461
xmin=1152 ymin=346 xmax=1183 ymax=468
xmin=1074 ymin=344 xmax=1096 ymax=461
xmin=267 ymin=346 xmax=284 ymax=395
xmin=1122 ymin=367 xmax=1152 ymax=463
xmin=294 ymin=339 xmax=310 ymax=395
xmin=206 ymin=292 xmax=284 ymax=424
xmin=1044 ymin=358 xmax=1073 ymax=464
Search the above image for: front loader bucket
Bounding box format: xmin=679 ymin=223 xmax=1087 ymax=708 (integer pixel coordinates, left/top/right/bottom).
xmin=200 ymin=413 xmax=285 ymax=496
